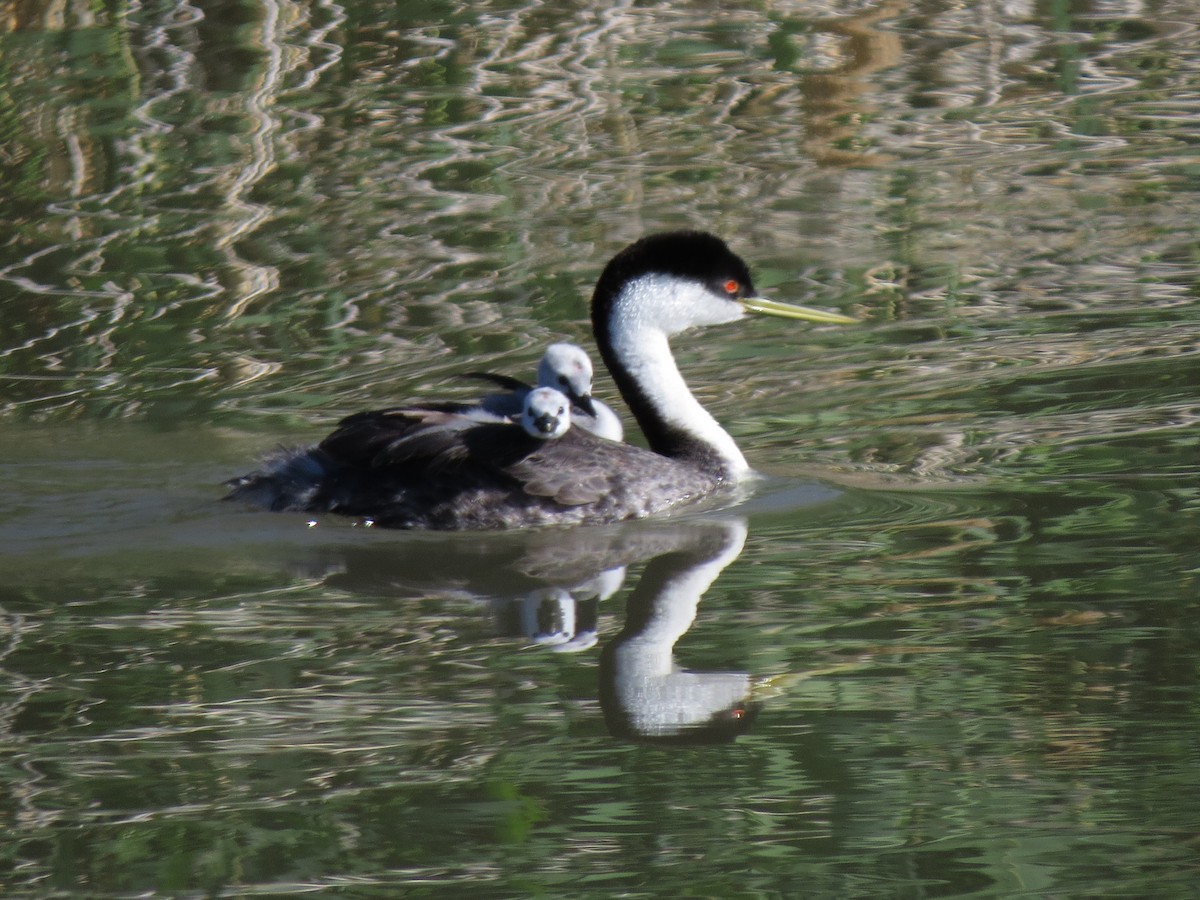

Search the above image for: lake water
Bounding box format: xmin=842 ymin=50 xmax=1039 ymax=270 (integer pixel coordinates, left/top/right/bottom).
xmin=3 ymin=0 xmax=1200 ymax=896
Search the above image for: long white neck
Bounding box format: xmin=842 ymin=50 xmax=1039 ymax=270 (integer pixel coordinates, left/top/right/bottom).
xmin=605 ymin=275 xmax=749 ymax=476
xmin=610 ymin=521 xmax=751 ymax=736
xmin=617 ymin=520 xmax=749 ymax=671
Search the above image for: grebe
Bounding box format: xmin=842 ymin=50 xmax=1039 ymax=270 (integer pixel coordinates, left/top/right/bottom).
xmin=226 ymin=231 xmax=854 ymax=529
xmin=520 ymin=387 xmax=572 ymax=440
xmin=471 ymin=342 xmax=624 ymax=442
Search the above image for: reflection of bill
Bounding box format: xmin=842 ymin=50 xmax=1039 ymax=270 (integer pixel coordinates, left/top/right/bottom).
xmin=599 ymin=519 xmax=761 ymax=744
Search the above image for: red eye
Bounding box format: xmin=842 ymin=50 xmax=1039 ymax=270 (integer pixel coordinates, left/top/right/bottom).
xmin=724 ymin=280 xmax=739 ymax=295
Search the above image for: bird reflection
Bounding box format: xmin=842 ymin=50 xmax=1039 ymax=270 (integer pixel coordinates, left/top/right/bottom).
xmin=319 ymin=521 xmax=717 ymax=649
xmin=597 ymin=519 xmax=760 ymax=744
xmin=311 ymin=516 xmax=763 ymax=742
xmin=496 ymin=565 xmax=625 ymax=652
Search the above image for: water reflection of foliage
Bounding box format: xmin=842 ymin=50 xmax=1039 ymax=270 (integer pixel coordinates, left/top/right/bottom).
xmin=1 ymin=518 xmax=774 ymax=888
xmin=2 ymin=0 xmax=1199 ymax=894
xmin=1 ymin=476 xmax=1197 ymax=892
xmin=2 ymin=0 xmax=1198 ymax=444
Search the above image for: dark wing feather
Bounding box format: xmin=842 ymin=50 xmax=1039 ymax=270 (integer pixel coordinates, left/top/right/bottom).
xmin=320 ymin=405 xmax=543 ymax=476
xmin=318 ymin=409 xmax=423 ymax=468
xmin=496 ymin=429 xmax=655 ymax=507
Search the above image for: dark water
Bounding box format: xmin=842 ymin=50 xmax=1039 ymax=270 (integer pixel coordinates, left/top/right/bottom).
xmin=3 ymin=0 xmax=1200 ymax=896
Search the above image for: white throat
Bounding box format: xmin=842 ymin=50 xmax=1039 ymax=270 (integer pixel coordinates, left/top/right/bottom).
xmin=608 ymin=274 xmax=749 ymax=475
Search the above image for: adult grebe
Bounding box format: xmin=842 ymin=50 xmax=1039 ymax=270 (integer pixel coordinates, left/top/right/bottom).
xmin=225 ymin=231 xmax=854 ymax=529
xmin=471 ymin=342 xmax=624 ymax=442
xmin=520 ymin=387 xmax=572 ymax=440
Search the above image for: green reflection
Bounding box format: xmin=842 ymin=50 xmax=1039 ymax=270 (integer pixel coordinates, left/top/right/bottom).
xmin=2 ymin=0 xmax=1200 ymax=895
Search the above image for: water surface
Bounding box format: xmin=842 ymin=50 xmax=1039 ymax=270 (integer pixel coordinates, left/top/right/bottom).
xmin=2 ymin=0 xmax=1199 ymax=896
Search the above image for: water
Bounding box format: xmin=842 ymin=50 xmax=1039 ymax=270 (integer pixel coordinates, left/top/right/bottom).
xmin=3 ymin=0 xmax=1200 ymax=896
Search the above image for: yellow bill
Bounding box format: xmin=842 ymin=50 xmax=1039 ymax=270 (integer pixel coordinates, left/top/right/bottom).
xmin=743 ymin=295 xmax=857 ymax=324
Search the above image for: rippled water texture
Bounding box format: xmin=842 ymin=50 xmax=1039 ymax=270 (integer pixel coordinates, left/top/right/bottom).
xmin=2 ymin=1 xmax=1199 ymax=896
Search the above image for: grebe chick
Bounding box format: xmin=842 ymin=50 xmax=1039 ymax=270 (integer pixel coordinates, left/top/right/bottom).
xmin=471 ymin=342 xmax=624 ymax=442
xmin=520 ymin=387 xmax=572 ymax=440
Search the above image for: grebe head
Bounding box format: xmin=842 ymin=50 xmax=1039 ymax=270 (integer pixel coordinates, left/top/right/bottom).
xmin=590 ymin=231 xmax=855 ymax=476
xmin=537 ymin=343 xmax=598 ymax=416
xmin=592 ymin=231 xmax=857 ymax=337
xmin=521 ymin=387 xmax=572 ymax=440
